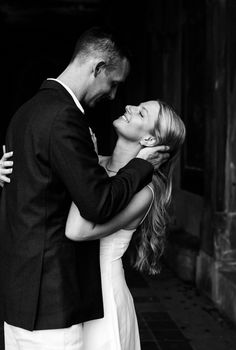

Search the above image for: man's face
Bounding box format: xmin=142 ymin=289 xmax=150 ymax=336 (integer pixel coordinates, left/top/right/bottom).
xmin=85 ymin=57 xmax=130 ymax=107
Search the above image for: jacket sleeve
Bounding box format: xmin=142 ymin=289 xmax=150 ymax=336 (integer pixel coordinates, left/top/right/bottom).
xmin=50 ymin=106 xmax=153 ymax=223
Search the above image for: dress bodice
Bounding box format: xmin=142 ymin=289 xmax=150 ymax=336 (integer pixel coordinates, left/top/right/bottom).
xmin=100 ymin=228 xmax=136 ymax=263
xmin=98 ymin=156 xmax=154 ymax=271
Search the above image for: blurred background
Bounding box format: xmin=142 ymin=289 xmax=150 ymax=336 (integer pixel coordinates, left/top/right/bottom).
xmin=1 ymin=0 xmax=236 ymax=331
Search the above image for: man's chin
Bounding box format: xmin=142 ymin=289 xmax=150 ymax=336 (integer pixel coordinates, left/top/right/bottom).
xmin=95 ymin=96 xmax=110 ymax=105
xmin=85 ymin=98 xmax=95 ymax=107
xmin=88 ymin=96 xmax=109 ymax=108
xmin=88 ymin=99 xmax=101 ymax=108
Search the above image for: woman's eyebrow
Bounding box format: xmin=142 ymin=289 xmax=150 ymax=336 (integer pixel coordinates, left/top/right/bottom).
xmin=141 ymin=106 xmax=149 ymax=115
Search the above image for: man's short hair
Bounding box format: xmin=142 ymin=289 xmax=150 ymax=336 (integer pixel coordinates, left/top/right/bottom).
xmin=71 ymin=26 xmax=131 ymax=71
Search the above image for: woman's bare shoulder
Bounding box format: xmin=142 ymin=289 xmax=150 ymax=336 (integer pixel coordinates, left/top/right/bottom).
xmin=134 ymin=183 xmax=154 ymax=208
xmin=123 ymin=183 xmax=154 ymax=230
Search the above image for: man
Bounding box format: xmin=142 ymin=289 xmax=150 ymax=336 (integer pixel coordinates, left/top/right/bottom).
xmin=0 ymin=27 xmax=167 ymax=349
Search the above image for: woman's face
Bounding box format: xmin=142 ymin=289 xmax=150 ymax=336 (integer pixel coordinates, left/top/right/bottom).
xmin=113 ymin=100 xmax=160 ymax=144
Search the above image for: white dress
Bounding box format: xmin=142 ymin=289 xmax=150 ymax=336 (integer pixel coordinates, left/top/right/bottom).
xmin=83 ymin=185 xmax=154 ymax=350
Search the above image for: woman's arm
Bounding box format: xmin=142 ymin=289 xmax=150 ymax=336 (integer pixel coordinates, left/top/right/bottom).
xmin=65 ymin=184 xmax=154 ymax=241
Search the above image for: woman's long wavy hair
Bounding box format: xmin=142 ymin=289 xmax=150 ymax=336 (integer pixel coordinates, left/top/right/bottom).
xmin=132 ymin=100 xmax=186 ymax=275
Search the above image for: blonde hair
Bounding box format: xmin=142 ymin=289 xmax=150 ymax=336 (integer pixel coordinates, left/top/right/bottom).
xmin=132 ymin=100 xmax=186 ymax=274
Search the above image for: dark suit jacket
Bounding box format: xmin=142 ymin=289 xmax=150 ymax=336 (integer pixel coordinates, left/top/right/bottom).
xmin=0 ymin=80 xmax=153 ymax=330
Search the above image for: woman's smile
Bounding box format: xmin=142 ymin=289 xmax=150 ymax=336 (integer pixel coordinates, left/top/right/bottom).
xmin=121 ymin=114 xmax=129 ymax=123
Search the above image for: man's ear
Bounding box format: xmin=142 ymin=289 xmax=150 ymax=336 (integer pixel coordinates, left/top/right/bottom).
xmin=94 ymin=61 xmax=106 ymax=77
xmin=139 ymin=136 xmax=158 ymax=147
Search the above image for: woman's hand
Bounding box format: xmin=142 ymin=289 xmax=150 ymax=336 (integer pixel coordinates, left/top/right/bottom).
xmin=0 ymin=148 xmax=13 ymax=187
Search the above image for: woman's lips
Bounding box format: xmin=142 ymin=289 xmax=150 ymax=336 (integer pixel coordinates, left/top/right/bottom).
xmin=122 ymin=114 xmax=129 ymax=123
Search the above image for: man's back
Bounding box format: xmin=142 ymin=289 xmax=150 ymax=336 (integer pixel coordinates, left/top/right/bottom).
xmin=0 ymin=82 xmax=103 ymax=330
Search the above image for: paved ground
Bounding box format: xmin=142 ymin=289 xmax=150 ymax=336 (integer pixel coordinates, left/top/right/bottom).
xmin=1 ymin=262 xmax=236 ymax=350
xmin=125 ymin=262 xmax=236 ymax=350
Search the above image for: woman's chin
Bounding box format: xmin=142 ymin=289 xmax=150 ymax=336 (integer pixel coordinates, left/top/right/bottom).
xmin=112 ymin=119 xmax=120 ymax=129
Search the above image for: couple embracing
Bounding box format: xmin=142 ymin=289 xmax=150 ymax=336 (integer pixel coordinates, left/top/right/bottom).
xmin=0 ymin=27 xmax=185 ymax=350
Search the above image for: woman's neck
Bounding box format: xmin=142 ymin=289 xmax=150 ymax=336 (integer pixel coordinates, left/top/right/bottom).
xmin=106 ymin=138 xmax=142 ymax=173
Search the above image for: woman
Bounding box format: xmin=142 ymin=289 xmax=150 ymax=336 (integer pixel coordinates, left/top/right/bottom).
xmin=66 ymin=99 xmax=185 ymax=350
xmin=1 ymin=99 xmax=185 ymax=350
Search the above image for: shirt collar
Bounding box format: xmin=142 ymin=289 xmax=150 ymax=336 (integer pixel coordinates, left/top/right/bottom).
xmin=47 ymin=78 xmax=84 ymax=114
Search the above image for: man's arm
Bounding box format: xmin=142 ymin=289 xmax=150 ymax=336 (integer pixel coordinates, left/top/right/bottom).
xmin=50 ymin=107 xmax=153 ymax=223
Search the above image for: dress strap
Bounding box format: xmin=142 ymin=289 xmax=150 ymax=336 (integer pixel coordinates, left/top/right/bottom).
xmin=139 ymin=185 xmax=155 ymax=225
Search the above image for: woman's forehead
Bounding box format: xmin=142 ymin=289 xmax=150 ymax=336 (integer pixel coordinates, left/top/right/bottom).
xmin=139 ymin=100 xmax=159 ymax=110
xmin=139 ymin=101 xmax=160 ymax=120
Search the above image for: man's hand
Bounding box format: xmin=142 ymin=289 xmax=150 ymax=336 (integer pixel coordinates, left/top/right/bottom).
xmin=136 ymin=145 xmax=169 ymax=168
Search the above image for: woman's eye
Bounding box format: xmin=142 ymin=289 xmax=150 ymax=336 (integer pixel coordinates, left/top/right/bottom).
xmin=139 ymin=112 xmax=144 ymax=118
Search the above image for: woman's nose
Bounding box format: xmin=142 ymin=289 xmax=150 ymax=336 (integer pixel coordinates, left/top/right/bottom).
xmin=126 ymin=105 xmax=138 ymax=113
xmin=125 ymin=105 xmax=131 ymax=113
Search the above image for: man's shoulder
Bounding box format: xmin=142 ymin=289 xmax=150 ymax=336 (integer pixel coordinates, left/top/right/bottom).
xmin=8 ymin=93 xmax=86 ymax=144
xmin=18 ymin=88 xmax=85 ymax=124
xmin=35 ymin=87 xmax=81 ymax=113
